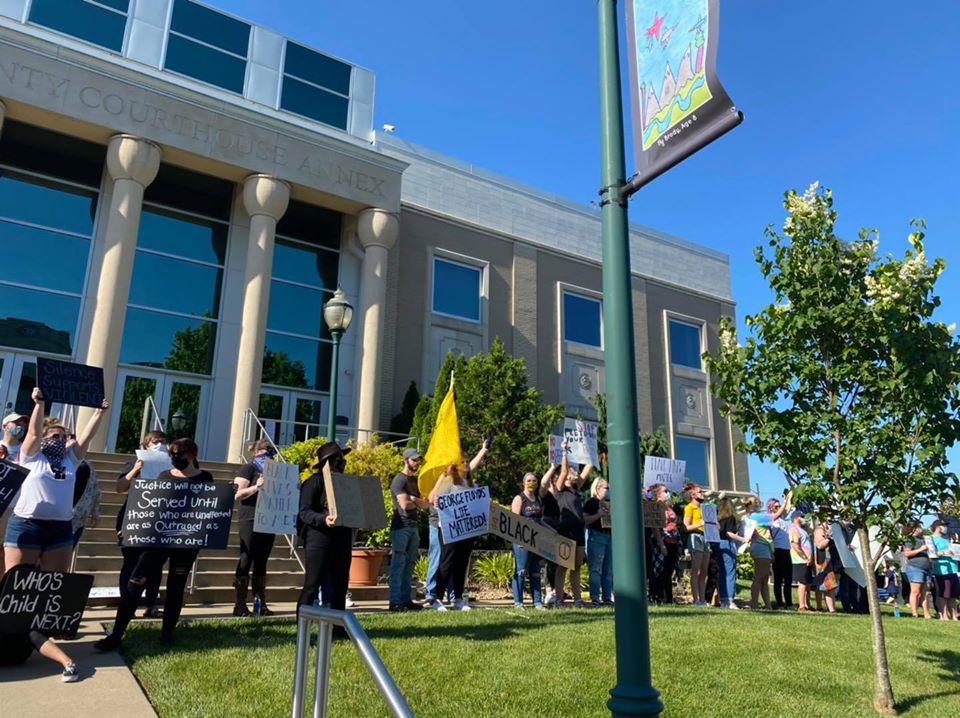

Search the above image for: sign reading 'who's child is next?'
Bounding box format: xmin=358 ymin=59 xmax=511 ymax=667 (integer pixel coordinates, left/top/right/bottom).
xmin=0 ymin=566 xmax=93 ymax=639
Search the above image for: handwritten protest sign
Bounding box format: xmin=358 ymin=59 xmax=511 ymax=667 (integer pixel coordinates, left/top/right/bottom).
xmin=739 ymin=517 xmax=757 ymax=555
xmin=122 ymin=477 xmax=235 ymax=549
xmin=702 ymin=503 xmax=721 ymax=543
xmin=253 ymin=460 xmax=301 ymax=534
xmin=642 ymin=500 xmax=666 ymax=529
xmin=0 ymin=459 xmax=29 ymax=516
xmin=437 ymin=485 xmax=490 ymax=543
xmin=830 ymin=523 xmax=866 ymax=587
xmin=563 ymin=419 xmax=599 ymax=466
xmin=37 ymin=357 xmax=104 ymax=408
xmin=323 ymin=465 xmax=388 ymax=530
xmin=488 ymin=503 xmax=576 ymax=569
xmin=0 ymin=566 xmax=93 ymax=638
xmin=599 ymin=500 xmax=612 ymax=529
xmin=135 ymin=449 xmax=173 ymax=480
xmin=548 ymin=434 xmax=565 ymax=465
xmin=642 ymin=456 xmax=686 ymax=492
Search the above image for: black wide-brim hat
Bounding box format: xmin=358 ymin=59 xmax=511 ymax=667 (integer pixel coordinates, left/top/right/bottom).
xmin=315 ymin=441 xmax=351 ymax=469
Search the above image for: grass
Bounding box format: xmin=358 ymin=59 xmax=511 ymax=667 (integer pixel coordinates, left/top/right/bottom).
xmin=119 ymin=606 xmax=960 ymax=718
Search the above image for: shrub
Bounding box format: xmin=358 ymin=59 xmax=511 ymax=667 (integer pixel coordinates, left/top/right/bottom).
xmin=413 ymin=555 xmax=430 ymax=583
xmin=471 ymin=552 xmax=515 ymax=589
xmin=737 ymin=550 xmax=754 ymax=581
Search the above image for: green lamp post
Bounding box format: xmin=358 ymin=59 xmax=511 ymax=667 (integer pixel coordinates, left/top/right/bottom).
xmin=322 ymin=286 xmax=354 ymax=442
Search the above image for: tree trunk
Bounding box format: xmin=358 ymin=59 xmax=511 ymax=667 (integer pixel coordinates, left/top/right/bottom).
xmin=856 ymin=527 xmax=898 ymax=715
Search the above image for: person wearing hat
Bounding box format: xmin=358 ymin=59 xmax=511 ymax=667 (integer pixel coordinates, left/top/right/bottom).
xmin=388 ymin=447 xmax=431 ymax=611
xmin=297 ymin=441 xmax=353 ymax=614
xmin=231 ymin=439 xmax=280 ymax=616
xmin=788 ymin=510 xmax=814 ymax=612
xmin=1 ymin=412 xmax=29 ymax=463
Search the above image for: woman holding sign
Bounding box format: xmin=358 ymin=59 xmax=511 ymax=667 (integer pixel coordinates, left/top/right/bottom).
xmin=3 ymin=388 xmax=108 ymax=573
xmin=232 ymin=440 xmax=279 ymax=616
xmin=542 ymin=442 xmax=591 ymax=608
xmin=510 ymin=471 xmax=546 ymax=609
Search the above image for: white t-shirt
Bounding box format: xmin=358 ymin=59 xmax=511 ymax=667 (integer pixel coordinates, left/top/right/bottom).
xmin=771 ymin=517 xmax=791 ymax=550
xmin=1 ymin=441 xmax=21 ymax=463
xmin=13 ymin=446 xmax=80 ymax=521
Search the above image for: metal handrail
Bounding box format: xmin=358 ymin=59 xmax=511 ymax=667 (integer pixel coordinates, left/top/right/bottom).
xmin=139 ymin=395 xmax=166 ymax=446
xmin=292 ymin=606 xmax=413 ymax=718
xmin=249 ymin=413 xmax=418 ymax=452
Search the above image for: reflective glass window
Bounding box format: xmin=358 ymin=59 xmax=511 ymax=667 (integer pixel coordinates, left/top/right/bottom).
xmin=164 ymin=34 xmax=247 ymax=94
xmin=284 ymin=42 xmax=352 ymax=96
xmin=275 ymin=200 xmax=341 ymax=250
xmin=0 ymin=122 xmax=104 ymax=188
xmin=262 ymin=333 xmax=332 ymax=391
xmin=120 ymin=307 xmax=215 ymax=373
xmin=563 ymin=292 xmax=602 ymax=348
xmin=29 ymin=0 xmax=128 ymax=53
xmin=0 ymin=171 xmax=96 ymax=236
xmin=280 ymin=77 xmax=349 ymax=130
xmin=0 ymin=285 xmax=79 ymax=355
xmin=272 ymin=239 xmax=338 ymax=290
xmin=170 ymin=0 xmax=250 ymax=57
xmin=144 ymin=164 xmax=234 ymax=221
xmin=675 ymin=436 xmax=709 ymax=487
xmin=0 ymin=223 xmax=89 ymax=294
xmin=266 ymin=282 xmax=330 ymax=340
xmin=137 ymin=208 xmax=227 ymax=266
xmin=129 ymin=253 xmax=223 ymax=318
xmin=432 ymin=258 xmax=481 ymax=321
xmin=669 ymin=319 xmax=703 ymax=369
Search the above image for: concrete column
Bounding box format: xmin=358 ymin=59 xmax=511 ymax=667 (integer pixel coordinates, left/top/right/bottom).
xmin=354 ymin=208 xmax=399 ymax=442
xmin=77 ymin=134 xmax=161 ymax=449
xmin=226 ymin=174 xmax=290 ymax=461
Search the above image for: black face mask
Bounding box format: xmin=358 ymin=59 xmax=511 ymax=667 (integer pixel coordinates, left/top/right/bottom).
xmin=170 ymin=453 xmax=191 ymax=471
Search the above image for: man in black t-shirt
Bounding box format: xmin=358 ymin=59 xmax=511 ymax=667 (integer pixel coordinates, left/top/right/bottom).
xmin=388 ymin=448 xmax=431 ymax=611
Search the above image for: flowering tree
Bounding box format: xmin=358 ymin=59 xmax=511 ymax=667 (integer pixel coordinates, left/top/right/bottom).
xmin=706 ymin=185 xmax=960 ymax=715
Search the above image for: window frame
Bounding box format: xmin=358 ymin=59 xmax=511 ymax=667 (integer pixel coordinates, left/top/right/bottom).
xmin=26 ymin=0 xmax=131 ymax=54
xmin=560 ymin=286 xmax=604 ymax=350
xmin=674 ymin=434 xmax=712 ymax=488
xmin=667 ymin=316 xmax=705 ymax=371
xmin=278 ymin=39 xmax=353 ymax=130
xmin=430 ymin=254 xmax=485 ymax=324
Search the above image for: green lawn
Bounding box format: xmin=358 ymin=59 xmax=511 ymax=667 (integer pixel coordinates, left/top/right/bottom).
xmin=119 ymin=606 xmax=960 ymax=717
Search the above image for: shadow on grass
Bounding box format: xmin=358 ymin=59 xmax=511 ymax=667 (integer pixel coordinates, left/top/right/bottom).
xmin=895 ymin=650 xmax=960 ymax=713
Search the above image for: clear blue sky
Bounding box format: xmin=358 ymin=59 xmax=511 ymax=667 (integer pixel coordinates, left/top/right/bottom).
xmin=218 ymin=0 xmax=960 ymax=499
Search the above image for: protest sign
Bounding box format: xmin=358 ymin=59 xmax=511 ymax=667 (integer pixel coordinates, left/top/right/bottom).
xmin=548 ymin=434 xmax=565 ymax=465
xmin=830 ymin=523 xmax=866 ymax=587
xmin=122 ymin=477 xmax=235 ymax=549
xmin=563 ymin=419 xmax=599 ymax=466
xmin=437 ymin=485 xmax=490 ymax=543
xmin=322 ymin=465 xmax=388 ymax=530
xmin=135 ymin=449 xmax=173 ymax=480
xmin=37 ymin=357 xmax=104 ymax=408
xmin=0 ymin=566 xmax=93 ymax=638
xmin=599 ymin=500 xmax=612 ymax=529
xmin=702 ymin=503 xmax=721 ymax=543
xmin=642 ymin=456 xmax=686 ymax=492
xmin=950 ymin=544 xmax=960 ymax=562
xmin=253 ymin=459 xmax=301 ymax=534
xmin=0 ymin=459 xmax=29 ymax=516
xmin=738 ymin=517 xmax=757 ymax=554
xmin=642 ymin=500 xmax=666 ymax=529
xmin=488 ymin=503 xmax=576 ymax=569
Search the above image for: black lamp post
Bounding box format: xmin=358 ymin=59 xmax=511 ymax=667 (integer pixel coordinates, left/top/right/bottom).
xmin=322 ymin=286 xmax=354 ymax=442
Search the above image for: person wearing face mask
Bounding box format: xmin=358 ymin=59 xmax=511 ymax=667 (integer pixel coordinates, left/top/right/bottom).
xmin=583 ymin=478 xmax=613 ymax=607
xmin=95 ymin=438 xmax=212 ymax=651
xmin=510 ymin=470 xmax=548 ymax=609
xmin=3 ymin=388 xmax=108 ymax=573
xmin=541 ymin=441 xmax=591 ymax=608
xmin=232 ymin=439 xmax=280 ymax=616
xmin=1 ymin=412 xmax=29 ymax=463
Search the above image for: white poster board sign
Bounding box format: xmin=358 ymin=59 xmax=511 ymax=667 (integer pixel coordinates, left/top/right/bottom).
xmin=739 ymin=517 xmax=757 ymax=555
xmin=702 ymin=503 xmax=721 ymax=544
xmin=548 ymin=434 xmax=565 ymax=465
xmin=642 ymin=456 xmax=686 ymax=492
xmin=253 ymin=460 xmax=301 ymax=534
xmin=563 ymin=419 xmax=599 ymax=466
xmin=830 ymin=523 xmax=866 ymax=587
xmin=951 ymin=544 xmax=960 ymax=562
xmin=437 ymin=486 xmax=490 ymax=543
xmin=135 ymin=449 xmax=173 ymax=480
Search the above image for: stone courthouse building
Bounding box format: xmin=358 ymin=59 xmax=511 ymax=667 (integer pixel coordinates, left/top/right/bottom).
xmin=0 ymin=0 xmax=748 ymax=492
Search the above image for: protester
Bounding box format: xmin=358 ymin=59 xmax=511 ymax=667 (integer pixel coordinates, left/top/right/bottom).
xmin=510 ymin=471 xmax=545 ymax=609
xmin=768 ymin=496 xmax=793 ymax=609
xmin=95 ymin=438 xmax=210 ymax=651
xmin=902 ymin=523 xmax=933 ymax=619
xmin=788 ymin=510 xmax=814 ymax=612
xmin=0 ymin=412 xmax=28 ymax=463
xmin=388 ymin=447 xmax=431 ymax=612
xmin=930 ymin=519 xmax=959 ymax=621
xmin=742 ymin=494 xmax=789 ymax=610
xmin=70 ymin=460 xmax=100 ymax=547
xmin=583 ymin=478 xmax=613 ymax=607
xmin=715 ymin=497 xmax=742 ymax=609
xmin=812 ymin=519 xmax=838 ymax=613
xmin=644 ymin=486 xmax=667 ymax=605
xmin=538 ymin=462 xmax=561 ymax=606
xmin=0 ymin=630 xmax=78 ymax=682
xmin=683 ymin=483 xmax=709 ymax=606
xmin=114 ymin=431 xmax=167 ymax=619
xmin=4 ymin=388 xmax=108 ymax=573
xmin=297 ymin=442 xmax=354 ymax=616
xmin=232 ymin=439 xmax=280 ymax=616
xmin=653 ymin=484 xmax=681 ymax=604
xmin=542 ymin=442 xmax=590 ymax=608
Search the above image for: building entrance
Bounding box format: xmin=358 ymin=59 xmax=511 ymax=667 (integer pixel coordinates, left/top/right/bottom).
xmin=257 ymin=388 xmax=328 ymax=447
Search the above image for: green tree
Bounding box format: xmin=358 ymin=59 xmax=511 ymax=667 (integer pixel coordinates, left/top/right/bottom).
xmin=590 ymin=393 xmax=668 ymax=480
xmin=163 ymin=319 xmax=215 ymax=374
xmin=705 ymin=184 xmax=960 ymax=715
xmin=261 ymin=349 xmax=309 ymax=389
xmin=389 ymin=381 xmax=420 ymax=436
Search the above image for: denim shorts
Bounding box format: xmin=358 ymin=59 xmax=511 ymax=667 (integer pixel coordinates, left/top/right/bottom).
xmin=750 ymin=541 xmax=773 ymax=561
xmin=688 ymin=533 xmax=708 ymax=553
xmin=3 ymin=515 xmax=74 ymax=552
xmin=904 ymin=565 xmax=931 ymax=585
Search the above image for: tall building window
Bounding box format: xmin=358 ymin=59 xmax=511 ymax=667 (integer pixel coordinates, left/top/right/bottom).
xmin=562 ymin=291 xmax=602 ymax=348
xmin=432 ymin=257 xmax=481 ymax=322
xmin=675 ymin=435 xmax=709 ymax=486
xmin=28 ymin=0 xmax=129 ymax=53
xmin=164 ymin=0 xmax=250 ymax=94
xmin=280 ymin=42 xmax=352 ymax=130
xmin=669 ymin=318 xmax=703 ymax=369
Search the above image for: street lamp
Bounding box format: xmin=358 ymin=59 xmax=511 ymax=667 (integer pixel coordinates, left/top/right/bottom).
xmin=171 ymin=408 xmax=188 ymax=433
xmin=323 ymin=285 xmax=354 ymax=442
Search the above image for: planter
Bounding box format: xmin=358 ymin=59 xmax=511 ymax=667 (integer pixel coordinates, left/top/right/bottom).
xmin=349 ymin=548 xmax=389 ymax=586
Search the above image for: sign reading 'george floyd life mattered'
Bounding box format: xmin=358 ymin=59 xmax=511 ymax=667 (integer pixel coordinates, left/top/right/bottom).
xmin=123 ymin=477 xmax=235 ymax=549
xmin=37 ymin=357 xmax=104 ymax=408
xmin=437 ymin=486 xmax=490 ymax=543
xmin=0 ymin=566 xmax=93 ymax=638
xmin=0 ymin=459 xmax=29 ymax=516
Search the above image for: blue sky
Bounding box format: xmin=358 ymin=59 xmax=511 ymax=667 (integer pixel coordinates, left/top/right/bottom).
xmin=216 ymin=1 xmax=960 ymax=499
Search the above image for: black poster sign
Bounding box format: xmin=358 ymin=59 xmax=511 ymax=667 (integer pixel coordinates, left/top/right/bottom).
xmin=0 ymin=566 xmax=94 ymax=638
xmin=0 ymin=459 xmax=29 ymax=516
xmin=122 ymin=477 xmax=235 ymax=550
xmin=37 ymin=357 xmax=105 ymax=408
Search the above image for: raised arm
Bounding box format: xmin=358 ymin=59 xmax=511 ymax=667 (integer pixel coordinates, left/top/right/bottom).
xmin=468 ymin=438 xmax=491 ymax=473
xmin=116 ymin=459 xmax=144 ymax=494
xmin=75 ymin=398 xmax=110 ymax=459
xmin=539 ymin=465 xmax=557 ymax=498
xmin=21 ymin=388 xmax=46 ymax=458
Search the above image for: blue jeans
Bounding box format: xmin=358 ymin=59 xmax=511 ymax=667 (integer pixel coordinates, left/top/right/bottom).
xmin=389 ymin=526 xmax=419 ymax=605
xmin=714 ymin=540 xmax=737 ymax=602
xmin=511 ymin=545 xmax=542 ymax=606
xmin=425 ymin=525 xmax=453 ymax=601
xmin=587 ymin=530 xmax=613 ymax=603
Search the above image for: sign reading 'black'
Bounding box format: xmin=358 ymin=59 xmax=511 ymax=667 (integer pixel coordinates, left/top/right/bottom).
xmin=0 ymin=459 xmax=29 ymax=516
xmin=37 ymin=357 xmax=105 ymax=408
xmin=123 ymin=477 xmax=235 ymax=550
xmin=0 ymin=565 xmax=94 ymax=638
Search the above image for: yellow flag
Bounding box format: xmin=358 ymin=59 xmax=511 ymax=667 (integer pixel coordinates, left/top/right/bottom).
xmin=418 ymin=382 xmax=462 ymax=497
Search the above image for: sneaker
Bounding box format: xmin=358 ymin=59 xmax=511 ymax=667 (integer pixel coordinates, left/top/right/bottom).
xmin=403 ymin=601 xmax=424 ymax=612
xmin=544 ymin=589 xmax=556 ymax=607
xmin=61 ymin=663 xmax=79 ymax=683
xmin=573 ymin=599 xmax=585 ymax=609
xmin=727 ymin=602 xmax=740 ymax=610
xmin=534 ymin=604 xmax=547 ymax=611
xmin=602 ymin=600 xmax=615 ymax=607
xmin=591 ymin=601 xmax=603 ymax=608
xmin=93 ymin=635 xmax=121 ymax=653
xmin=513 ymin=603 xmax=524 ymax=609
xmin=388 ymin=603 xmax=407 ymax=613
xmin=423 ymin=595 xmax=436 ymax=604
xmin=430 ymin=600 xmax=447 ymax=612
xmin=453 ymin=599 xmax=471 ymax=611
xmin=345 ymin=592 xmax=356 ymax=608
